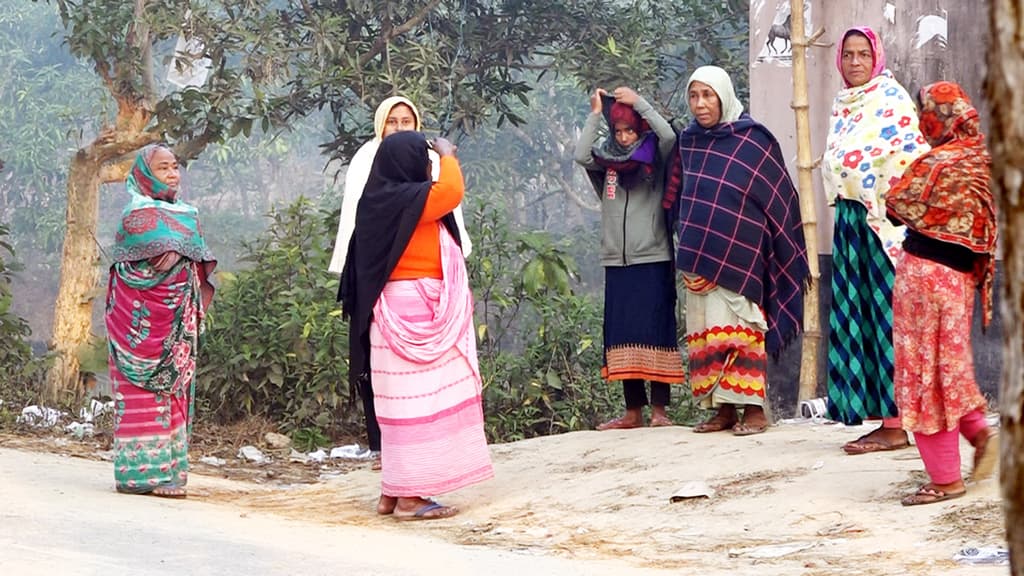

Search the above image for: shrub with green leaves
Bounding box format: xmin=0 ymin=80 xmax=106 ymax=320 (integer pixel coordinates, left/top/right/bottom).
xmin=467 ymin=200 xmax=620 ymax=441
xmin=196 ymin=195 xmax=692 ymax=443
xmin=196 ymin=198 xmax=353 ymax=435
xmin=0 ymin=224 xmax=50 ymax=424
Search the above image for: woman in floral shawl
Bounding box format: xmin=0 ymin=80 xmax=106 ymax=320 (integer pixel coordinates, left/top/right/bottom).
xmin=887 ymin=82 xmax=998 ymax=505
xmin=822 ymin=27 xmax=929 ymax=454
xmin=106 ymin=144 xmax=216 ymax=498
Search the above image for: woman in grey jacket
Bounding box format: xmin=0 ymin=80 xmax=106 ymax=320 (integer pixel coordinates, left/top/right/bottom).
xmin=575 ymin=86 xmax=685 ymax=430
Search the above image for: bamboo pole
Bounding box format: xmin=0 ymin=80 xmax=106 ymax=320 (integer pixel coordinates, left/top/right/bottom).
xmin=788 ymin=0 xmax=822 ymax=406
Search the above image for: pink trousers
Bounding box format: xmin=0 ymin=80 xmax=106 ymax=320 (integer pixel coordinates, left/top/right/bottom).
xmin=913 ymin=409 xmax=987 ymax=484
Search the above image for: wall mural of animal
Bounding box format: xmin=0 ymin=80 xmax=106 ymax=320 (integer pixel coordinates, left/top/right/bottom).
xmin=766 ymin=13 xmax=792 ymax=54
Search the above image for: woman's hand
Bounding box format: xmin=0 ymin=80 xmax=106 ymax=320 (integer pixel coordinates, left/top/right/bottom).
xmin=612 ymin=86 xmax=639 ymax=106
xmin=149 ymin=251 xmax=182 ymax=272
xmin=431 ymin=137 xmax=457 ymax=157
xmin=590 ymin=88 xmax=607 ymax=114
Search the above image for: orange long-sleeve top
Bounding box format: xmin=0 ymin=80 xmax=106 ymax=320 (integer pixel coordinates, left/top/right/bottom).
xmin=389 ymin=155 xmax=465 ymax=280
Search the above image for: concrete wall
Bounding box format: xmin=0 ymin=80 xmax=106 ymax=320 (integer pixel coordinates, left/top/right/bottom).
xmin=747 ymin=1 xmax=1000 ymax=412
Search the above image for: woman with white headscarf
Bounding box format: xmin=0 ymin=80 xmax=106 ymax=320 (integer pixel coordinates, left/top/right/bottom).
xmin=329 ymin=96 xmax=472 ymax=275
xmin=329 ymin=96 xmax=472 ymax=459
xmin=663 ymin=66 xmax=809 ymax=436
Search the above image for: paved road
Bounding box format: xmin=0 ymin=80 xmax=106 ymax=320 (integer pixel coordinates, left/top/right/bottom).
xmin=0 ymin=448 xmax=667 ymax=576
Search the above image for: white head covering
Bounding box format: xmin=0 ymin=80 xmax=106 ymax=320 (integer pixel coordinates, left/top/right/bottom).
xmin=328 ymin=96 xmax=472 ymax=274
xmin=686 ymin=66 xmax=744 ymax=125
xmin=372 ymin=96 xmax=422 ymax=141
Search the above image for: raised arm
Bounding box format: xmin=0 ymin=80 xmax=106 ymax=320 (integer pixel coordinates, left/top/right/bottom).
xmin=421 ymin=138 xmax=465 ymax=222
xmin=613 ymin=87 xmax=676 ymax=161
xmin=573 ymin=88 xmax=606 ymax=171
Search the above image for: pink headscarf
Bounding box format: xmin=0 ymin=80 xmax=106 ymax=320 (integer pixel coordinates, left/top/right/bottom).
xmin=836 ymin=26 xmax=886 ymax=88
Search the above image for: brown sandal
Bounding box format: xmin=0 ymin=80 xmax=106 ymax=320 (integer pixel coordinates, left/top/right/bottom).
xmin=901 ymin=485 xmax=965 ymax=506
xmin=694 ymin=414 xmax=738 ymax=433
xmin=732 ymin=422 xmax=768 ymax=436
xmin=843 ymin=429 xmax=909 ymax=454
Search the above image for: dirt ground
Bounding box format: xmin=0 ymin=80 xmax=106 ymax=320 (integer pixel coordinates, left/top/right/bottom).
xmin=0 ymin=419 xmax=1009 ymax=575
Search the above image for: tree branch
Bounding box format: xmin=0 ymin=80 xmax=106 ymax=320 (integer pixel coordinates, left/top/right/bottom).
xmin=173 ymin=127 xmax=219 ymax=163
xmin=99 ymin=158 xmax=135 ymax=184
xmin=134 ymin=0 xmax=157 ymax=106
xmin=551 ymin=172 xmax=600 ymax=213
xmin=88 ymin=128 xmax=162 ymax=162
xmin=358 ymin=0 xmax=443 ymax=67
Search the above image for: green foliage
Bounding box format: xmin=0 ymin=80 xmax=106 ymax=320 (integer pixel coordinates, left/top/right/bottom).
xmin=0 ymin=224 xmax=50 ymax=422
xmin=16 ymin=0 xmax=748 ymax=440
xmin=196 ymin=198 xmax=352 ymax=434
xmin=562 ymin=0 xmax=749 ymax=118
xmin=291 ymin=427 xmax=330 ymax=453
xmin=0 ymin=2 xmax=102 ymax=258
xmin=466 ymin=200 xmax=618 ymax=441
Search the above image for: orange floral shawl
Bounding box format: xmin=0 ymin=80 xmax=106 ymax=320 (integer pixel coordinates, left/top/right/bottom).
xmin=886 ymin=81 xmax=998 ymax=327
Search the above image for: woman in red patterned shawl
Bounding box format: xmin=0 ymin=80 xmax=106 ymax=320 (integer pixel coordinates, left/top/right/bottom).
xmin=886 ymin=82 xmax=999 ymax=506
xmin=106 ymin=144 xmax=216 ymax=498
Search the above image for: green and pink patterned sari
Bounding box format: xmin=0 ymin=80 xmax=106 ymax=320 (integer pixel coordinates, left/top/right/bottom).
xmin=106 ymin=146 xmax=216 ymax=494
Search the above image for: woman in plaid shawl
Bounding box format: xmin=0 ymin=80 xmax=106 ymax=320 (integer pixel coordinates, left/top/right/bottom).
xmin=823 ymin=27 xmax=929 ymax=455
xmin=664 ymin=66 xmax=808 ymax=436
xmin=887 ymin=82 xmax=998 ymax=505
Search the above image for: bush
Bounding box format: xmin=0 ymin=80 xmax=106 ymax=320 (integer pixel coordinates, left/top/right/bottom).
xmin=0 ymin=223 xmax=50 ymax=426
xmin=467 ymin=200 xmax=619 ymax=441
xmin=196 ymin=196 xmax=695 ymax=444
xmin=196 ymin=198 xmax=354 ymax=435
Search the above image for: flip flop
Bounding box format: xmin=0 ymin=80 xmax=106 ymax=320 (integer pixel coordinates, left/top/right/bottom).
xmin=650 ymin=415 xmax=675 ymax=428
xmin=732 ymin=422 xmax=768 ymax=436
xmin=394 ymin=501 xmax=459 ymax=521
xmin=843 ymin=432 xmax=909 ymax=455
xmin=901 ymin=485 xmax=966 ymax=506
xmin=597 ymin=416 xmax=643 ymax=431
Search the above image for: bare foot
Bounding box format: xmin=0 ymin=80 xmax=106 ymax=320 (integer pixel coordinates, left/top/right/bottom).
xmin=971 ymin=427 xmax=999 ymax=481
xmin=650 ymin=406 xmax=673 ymax=427
xmin=597 ymin=408 xmax=643 ymax=431
xmin=377 ymin=494 xmax=397 ymax=515
xmin=393 ymin=497 xmax=458 ymax=521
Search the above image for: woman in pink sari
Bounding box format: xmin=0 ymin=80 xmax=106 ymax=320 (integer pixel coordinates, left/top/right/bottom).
xmin=340 ymin=131 xmax=493 ymax=520
xmin=106 ymin=144 xmax=216 ymax=498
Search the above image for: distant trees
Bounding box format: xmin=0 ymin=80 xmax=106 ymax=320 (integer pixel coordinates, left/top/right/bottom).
xmin=35 ymin=0 xmax=748 ymax=406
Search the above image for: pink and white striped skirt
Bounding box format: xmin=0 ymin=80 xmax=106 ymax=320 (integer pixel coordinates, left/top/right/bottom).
xmin=371 ymin=277 xmax=494 ymax=497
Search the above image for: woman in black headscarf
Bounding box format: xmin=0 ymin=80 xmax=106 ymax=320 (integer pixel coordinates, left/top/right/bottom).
xmin=340 ymin=131 xmax=493 ymax=521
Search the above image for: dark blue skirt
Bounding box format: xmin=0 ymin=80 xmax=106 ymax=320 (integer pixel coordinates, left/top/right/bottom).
xmin=602 ymin=261 xmax=685 ymax=383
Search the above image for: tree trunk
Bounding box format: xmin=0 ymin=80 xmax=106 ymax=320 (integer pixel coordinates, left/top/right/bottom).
xmin=788 ymin=0 xmax=821 ymax=405
xmin=45 ymin=151 xmax=104 ymax=403
xmin=987 ymin=0 xmax=1024 ymax=571
xmin=44 ymin=112 xmax=159 ymax=403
